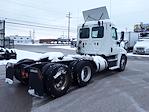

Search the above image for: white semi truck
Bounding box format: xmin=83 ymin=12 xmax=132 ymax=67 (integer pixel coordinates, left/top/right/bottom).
xmin=5 ymin=6 xmax=127 ymax=98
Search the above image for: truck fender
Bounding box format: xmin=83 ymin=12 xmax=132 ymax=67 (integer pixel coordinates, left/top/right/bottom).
xmin=16 ymin=59 xmax=35 ymax=65
xmin=92 ymin=56 xmax=108 ymax=72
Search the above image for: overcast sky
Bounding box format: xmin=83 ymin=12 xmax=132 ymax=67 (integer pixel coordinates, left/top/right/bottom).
xmin=0 ymin=0 xmax=149 ymax=39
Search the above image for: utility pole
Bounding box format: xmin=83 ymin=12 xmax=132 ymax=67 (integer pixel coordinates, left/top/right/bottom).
xmin=32 ymin=29 xmax=35 ymax=44
xmin=0 ymin=20 xmax=5 ymax=48
xmin=29 ymin=30 xmax=32 ymax=38
xmin=110 ymin=0 xmax=112 ymax=19
xmin=3 ymin=20 xmax=5 ymax=48
xmin=66 ymin=12 xmax=72 ymax=44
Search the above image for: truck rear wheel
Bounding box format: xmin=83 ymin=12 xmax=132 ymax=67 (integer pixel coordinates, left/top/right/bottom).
xmin=75 ymin=61 xmax=93 ymax=87
xmin=43 ymin=64 xmax=71 ymax=98
xmin=118 ymin=55 xmax=127 ymax=71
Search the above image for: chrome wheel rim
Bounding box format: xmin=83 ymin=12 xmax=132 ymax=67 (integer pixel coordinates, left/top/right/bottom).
xmin=121 ymin=58 xmax=126 ymax=70
xmin=54 ymin=69 xmax=67 ymax=91
xmin=81 ymin=66 xmax=91 ymax=82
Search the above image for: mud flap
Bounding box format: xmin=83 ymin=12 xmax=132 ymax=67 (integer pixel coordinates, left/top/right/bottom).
xmin=28 ymin=68 xmax=44 ymax=97
xmin=5 ymin=64 xmax=15 ymax=84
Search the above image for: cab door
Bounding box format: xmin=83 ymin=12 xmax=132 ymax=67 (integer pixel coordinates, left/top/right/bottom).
xmin=111 ymin=27 xmax=119 ymax=55
xmin=90 ymin=26 xmax=105 ymax=54
xmin=77 ymin=27 xmax=92 ymax=54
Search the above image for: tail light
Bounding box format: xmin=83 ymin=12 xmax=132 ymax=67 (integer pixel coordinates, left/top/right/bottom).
xmin=21 ymin=69 xmax=28 ymax=78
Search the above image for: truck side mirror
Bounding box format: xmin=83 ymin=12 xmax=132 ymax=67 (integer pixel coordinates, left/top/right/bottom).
xmin=116 ymin=41 xmax=120 ymax=46
xmin=120 ymin=31 xmax=124 ymax=41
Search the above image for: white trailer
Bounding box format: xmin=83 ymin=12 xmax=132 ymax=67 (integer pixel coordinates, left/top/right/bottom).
xmin=5 ymin=6 xmax=127 ymax=98
xmin=117 ymin=31 xmax=139 ymax=51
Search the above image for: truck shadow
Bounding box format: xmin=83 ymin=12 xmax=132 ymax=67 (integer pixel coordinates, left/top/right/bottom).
xmin=0 ymin=80 xmax=32 ymax=112
xmin=1 ymin=70 xmax=120 ymax=111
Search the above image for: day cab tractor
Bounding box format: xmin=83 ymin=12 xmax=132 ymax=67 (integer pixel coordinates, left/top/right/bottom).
xmin=5 ymin=6 xmax=127 ymax=98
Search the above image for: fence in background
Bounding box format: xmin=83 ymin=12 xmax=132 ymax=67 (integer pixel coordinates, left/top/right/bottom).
xmin=0 ymin=39 xmax=14 ymax=48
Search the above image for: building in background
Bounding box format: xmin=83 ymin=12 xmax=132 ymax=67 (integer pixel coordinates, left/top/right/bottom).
xmin=134 ymin=22 xmax=149 ymax=32
xmin=6 ymin=35 xmax=33 ymax=45
xmin=39 ymin=35 xmax=71 ymax=44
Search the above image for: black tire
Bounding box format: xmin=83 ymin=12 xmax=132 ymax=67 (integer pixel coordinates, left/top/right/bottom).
xmin=75 ymin=60 xmax=93 ymax=87
xmin=43 ymin=63 xmax=71 ymax=98
xmin=41 ymin=63 xmax=55 ymax=75
xmin=118 ymin=55 xmax=127 ymax=72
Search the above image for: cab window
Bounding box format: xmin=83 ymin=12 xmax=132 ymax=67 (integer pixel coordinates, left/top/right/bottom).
xmin=92 ymin=26 xmax=104 ymax=38
xmin=112 ymin=27 xmax=117 ymax=40
xmin=79 ymin=28 xmax=90 ymax=39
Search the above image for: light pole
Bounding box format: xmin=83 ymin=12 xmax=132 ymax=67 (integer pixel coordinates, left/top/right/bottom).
xmin=32 ymin=29 xmax=35 ymax=44
xmin=110 ymin=0 xmax=112 ymax=19
xmin=66 ymin=12 xmax=72 ymax=44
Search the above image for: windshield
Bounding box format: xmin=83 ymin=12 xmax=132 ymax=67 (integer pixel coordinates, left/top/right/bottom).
xmin=79 ymin=28 xmax=90 ymax=39
xmin=112 ymin=27 xmax=118 ymax=40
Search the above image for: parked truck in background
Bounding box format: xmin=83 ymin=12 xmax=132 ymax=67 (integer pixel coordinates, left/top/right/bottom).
xmin=117 ymin=31 xmax=139 ymax=52
xmin=5 ymin=6 xmax=127 ymax=98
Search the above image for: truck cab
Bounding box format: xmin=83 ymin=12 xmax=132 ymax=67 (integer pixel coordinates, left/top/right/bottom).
xmin=76 ymin=6 xmax=127 ymax=69
xmin=77 ymin=21 xmax=120 ymax=56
